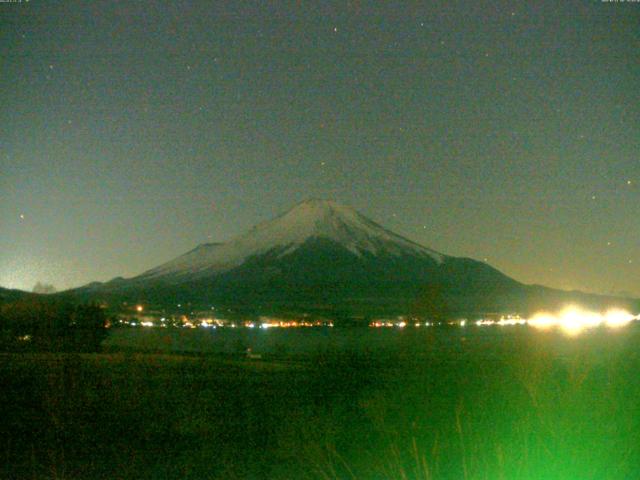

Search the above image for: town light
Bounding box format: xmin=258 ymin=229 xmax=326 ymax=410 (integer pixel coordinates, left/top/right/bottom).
xmin=604 ymin=309 xmax=635 ymax=328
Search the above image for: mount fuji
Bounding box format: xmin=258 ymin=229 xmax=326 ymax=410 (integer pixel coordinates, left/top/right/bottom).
xmin=69 ymin=199 xmax=635 ymax=318
xmin=140 ymin=199 xmax=445 ymax=281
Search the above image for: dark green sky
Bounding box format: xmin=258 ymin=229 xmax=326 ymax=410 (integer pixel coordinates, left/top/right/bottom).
xmin=1 ymin=0 xmax=638 ymax=296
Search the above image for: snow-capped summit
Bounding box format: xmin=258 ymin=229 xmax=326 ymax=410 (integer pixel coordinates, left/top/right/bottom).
xmin=139 ymin=199 xmax=444 ymax=280
xmin=68 ymin=199 xmax=638 ymax=316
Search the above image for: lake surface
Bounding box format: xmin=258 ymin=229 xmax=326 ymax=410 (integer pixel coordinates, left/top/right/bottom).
xmin=104 ymin=323 xmax=640 ymax=359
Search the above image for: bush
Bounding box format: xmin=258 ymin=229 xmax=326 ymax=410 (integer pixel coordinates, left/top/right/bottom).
xmin=0 ymin=299 xmax=108 ymax=352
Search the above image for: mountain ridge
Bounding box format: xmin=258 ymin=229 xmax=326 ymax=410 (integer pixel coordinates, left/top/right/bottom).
xmin=136 ymin=199 xmax=444 ymax=282
xmin=64 ymin=199 xmax=638 ymax=317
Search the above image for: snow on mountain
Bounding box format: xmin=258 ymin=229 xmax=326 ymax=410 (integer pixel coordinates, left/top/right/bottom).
xmin=69 ymin=199 xmax=639 ymax=315
xmin=139 ymin=199 xmax=444 ymax=280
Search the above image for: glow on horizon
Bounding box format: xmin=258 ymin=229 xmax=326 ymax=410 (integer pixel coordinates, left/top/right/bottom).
xmin=604 ymin=309 xmax=636 ymax=328
xmin=469 ymin=306 xmax=639 ymax=336
xmin=527 ymin=306 xmax=639 ymax=336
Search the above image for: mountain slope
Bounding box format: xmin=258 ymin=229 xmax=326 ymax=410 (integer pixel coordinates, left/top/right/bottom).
xmin=68 ymin=199 xmax=637 ymax=317
xmin=0 ymin=287 xmax=35 ymax=304
xmin=137 ymin=199 xmax=443 ymax=282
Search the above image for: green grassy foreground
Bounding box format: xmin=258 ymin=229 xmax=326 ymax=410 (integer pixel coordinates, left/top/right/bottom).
xmin=2 ymin=328 xmax=640 ymax=479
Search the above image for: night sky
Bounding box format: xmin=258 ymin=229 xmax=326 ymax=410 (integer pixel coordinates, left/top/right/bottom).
xmin=1 ymin=1 xmax=638 ymax=297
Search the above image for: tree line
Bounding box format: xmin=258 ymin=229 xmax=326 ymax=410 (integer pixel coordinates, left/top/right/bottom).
xmin=0 ymin=298 xmax=108 ymax=352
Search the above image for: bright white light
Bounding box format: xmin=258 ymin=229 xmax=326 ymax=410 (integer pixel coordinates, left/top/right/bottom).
xmin=475 ymin=319 xmax=494 ymax=326
xmin=497 ymin=318 xmax=526 ymax=326
xmin=526 ymin=306 xmax=637 ymax=336
xmin=459 ymin=320 xmax=466 ymax=327
xmin=557 ymin=307 xmax=589 ymax=336
xmin=604 ymin=309 xmax=635 ymax=328
xmin=140 ymin=321 xmax=154 ymax=327
xmin=528 ymin=312 xmax=556 ymax=331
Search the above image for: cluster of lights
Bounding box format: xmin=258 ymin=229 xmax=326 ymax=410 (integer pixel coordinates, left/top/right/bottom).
xmin=528 ymin=307 xmax=638 ymax=336
xmin=473 ymin=315 xmax=526 ymax=327
xmin=369 ymin=320 xmax=433 ymax=328
xmin=199 ymin=318 xmax=228 ymax=328
xmin=121 ymin=306 xmax=637 ymax=336
xmin=128 ymin=319 xmax=336 ymax=329
xmin=259 ymin=320 xmax=333 ymax=329
xmin=470 ymin=307 xmax=638 ymax=336
xmin=124 ymin=312 xmax=332 ymax=329
xmin=367 ymin=308 xmax=638 ymax=336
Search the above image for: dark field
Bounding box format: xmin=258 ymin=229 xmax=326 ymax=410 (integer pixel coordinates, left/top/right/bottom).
xmin=2 ymin=326 xmax=640 ymax=479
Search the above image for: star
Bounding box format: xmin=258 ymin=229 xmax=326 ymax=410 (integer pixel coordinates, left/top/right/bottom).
xmin=333 ymin=27 xmax=338 ymax=33
xmin=19 ymin=214 xmax=25 ymax=220
xmin=49 ymin=64 xmax=54 ymax=70
xmin=627 ymin=180 xmax=632 ymax=185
